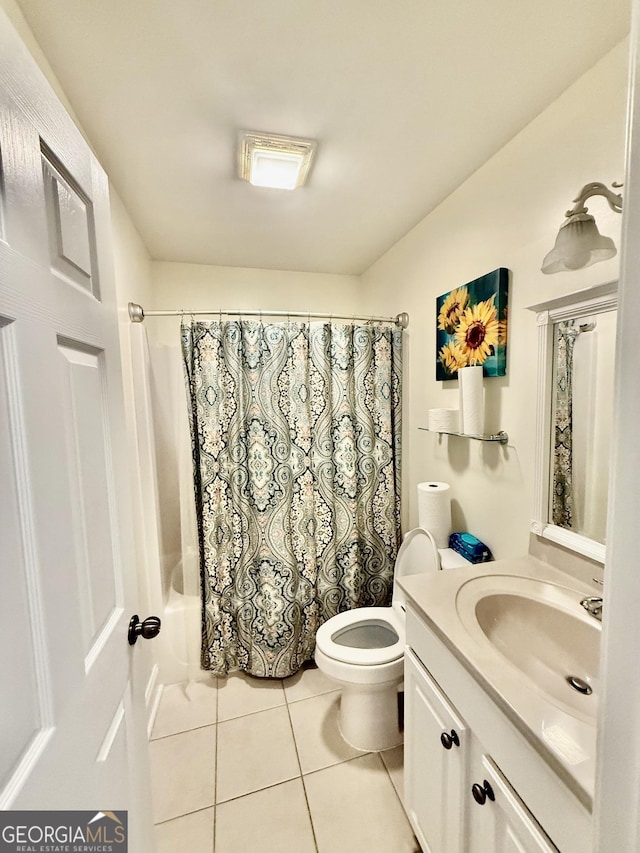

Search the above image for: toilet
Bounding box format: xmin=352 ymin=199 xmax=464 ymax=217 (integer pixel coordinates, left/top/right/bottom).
xmin=314 ymin=527 xmax=468 ymax=751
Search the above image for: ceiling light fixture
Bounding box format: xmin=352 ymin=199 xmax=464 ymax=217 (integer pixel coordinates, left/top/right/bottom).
xmin=239 ymin=131 xmax=317 ymax=191
xmin=541 ymin=181 xmax=623 ymax=274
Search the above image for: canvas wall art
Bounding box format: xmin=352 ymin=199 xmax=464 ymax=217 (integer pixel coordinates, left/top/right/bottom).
xmin=436 ymin=268 xmax=509 ymax=380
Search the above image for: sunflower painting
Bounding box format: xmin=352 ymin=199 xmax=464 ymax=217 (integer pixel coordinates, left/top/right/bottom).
xmin=436 ymin=268 xmax=509 ymax=380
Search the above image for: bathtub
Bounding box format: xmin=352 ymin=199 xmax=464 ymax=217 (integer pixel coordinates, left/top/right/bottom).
xmin=158 ymin=558 xmax=204 ymax=685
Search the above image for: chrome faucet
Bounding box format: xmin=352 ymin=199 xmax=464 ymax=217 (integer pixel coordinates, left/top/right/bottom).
xmin=580 ymin=596 xmax=603 ymax=622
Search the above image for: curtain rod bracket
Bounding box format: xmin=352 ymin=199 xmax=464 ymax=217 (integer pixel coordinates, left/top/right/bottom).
xmin=128 ymin=302 xmax=145 ymax=323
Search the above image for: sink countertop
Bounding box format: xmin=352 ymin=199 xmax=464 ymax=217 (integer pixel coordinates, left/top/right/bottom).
xmin=399 ymin=554 xmax=600 ymax=810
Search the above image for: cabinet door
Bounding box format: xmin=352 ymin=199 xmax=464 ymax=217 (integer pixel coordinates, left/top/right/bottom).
xmin=404 ymin=649 xmax=469 ymax=853
xmin=467 ymin=754 xmax=559 ymax=853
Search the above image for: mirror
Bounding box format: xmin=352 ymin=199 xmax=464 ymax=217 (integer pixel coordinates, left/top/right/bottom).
xmin=528 ymin=281 xmax=617 ymax=563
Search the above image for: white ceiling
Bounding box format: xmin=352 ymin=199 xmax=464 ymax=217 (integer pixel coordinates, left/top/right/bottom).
xmin=16 ymin=0 xmax=630 ymax=275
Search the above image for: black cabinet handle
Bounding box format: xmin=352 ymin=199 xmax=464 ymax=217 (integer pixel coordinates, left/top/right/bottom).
xmin=472 ymin=780 xmax=495 ymax=805
xmin=440 ymin=729 xmax=460 ymax=750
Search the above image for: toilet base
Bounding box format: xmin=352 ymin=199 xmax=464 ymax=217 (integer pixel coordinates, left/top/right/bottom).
xmin=337 ymin=681 xmax=403 ymax=752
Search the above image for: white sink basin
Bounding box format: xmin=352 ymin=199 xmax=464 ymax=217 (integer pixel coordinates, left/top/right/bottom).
xmin=455 ymin=575 xmax=601 ymax=722
xmin=399 ymin=556 xmax=602 ymax=801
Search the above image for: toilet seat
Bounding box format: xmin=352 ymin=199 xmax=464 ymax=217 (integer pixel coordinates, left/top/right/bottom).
xmin=315 ymin=606 xmax=405 ymax=666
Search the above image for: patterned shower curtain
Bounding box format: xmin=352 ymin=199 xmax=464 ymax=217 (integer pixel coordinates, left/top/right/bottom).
xmin=181 ymin=318 xmax=402 ymax=678
xmin=552 ymin=319 xmax=579 ymax=528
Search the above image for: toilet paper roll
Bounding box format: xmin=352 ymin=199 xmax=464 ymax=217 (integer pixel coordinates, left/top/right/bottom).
xmin=417 ymin=481 xmax=452 ymax=548
xmin=428 ymin=408 xmax=460 ymax=433
xmin=459 ymin=365 xmax=484 ymax=436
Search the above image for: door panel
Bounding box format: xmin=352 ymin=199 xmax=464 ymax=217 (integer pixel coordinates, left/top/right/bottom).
xmin=0 ymin=317 xmax=43 ymax=791
xmin=58 ymin=341 xmax=120 ymax=658
xmin=468 ymin=755 xmax=558 ymax=853
xmin=41 ymin=145 xmax=99 ymax=295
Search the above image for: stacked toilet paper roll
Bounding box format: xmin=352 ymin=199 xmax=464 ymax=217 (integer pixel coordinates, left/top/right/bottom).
xmin=459 ymin=365 xmax=484 ymax=436
xmin=417 ymin=482 xmax=452 ymax=548
xmin=428 ymin=408 xmax=460 ymax=433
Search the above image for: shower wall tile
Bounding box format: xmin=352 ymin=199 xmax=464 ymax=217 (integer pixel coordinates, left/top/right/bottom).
xmin=217 ymin=670 xmax=286 ymax=721
xmin=215 ymin=779 xmax=315 ymax=853
xmin=149 ymin=725 xmax=216 ymax=823
xmin=151 ymin=678 xmax=218 ymax=740
xmin=287 ymin=690 xmax=364 ymax=774
xmin=155 ymin=807 xmax=214 ymax=853
xmin=216 ymin=705 xmax=299 ymax=802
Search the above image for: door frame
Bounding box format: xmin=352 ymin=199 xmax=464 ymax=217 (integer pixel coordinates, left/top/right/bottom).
xmin=593 ymin=4 xmax=640 ymax=850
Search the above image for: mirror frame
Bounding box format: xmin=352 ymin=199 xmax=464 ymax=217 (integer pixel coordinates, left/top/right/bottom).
xmin=527 ymin=280 xmax=617 ymax=564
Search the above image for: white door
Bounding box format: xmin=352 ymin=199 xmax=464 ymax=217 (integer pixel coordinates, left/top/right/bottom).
xmin=0 ymin=9 xmax=153 ymax=850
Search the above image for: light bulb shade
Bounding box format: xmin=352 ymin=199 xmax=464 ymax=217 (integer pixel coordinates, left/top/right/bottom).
xmin=541 ymin=213 xmax=617 ymax=274
xmin=239 ymin=131 xmax=317 ymax=190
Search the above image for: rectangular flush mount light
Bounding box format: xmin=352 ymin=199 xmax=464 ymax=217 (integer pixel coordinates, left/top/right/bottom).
xmin=239 ymin=131 xmax=317 ymax=190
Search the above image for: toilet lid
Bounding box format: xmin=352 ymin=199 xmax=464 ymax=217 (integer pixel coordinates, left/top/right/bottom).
xmin=394 ymin=527 xmax=440 ymax=580
xmin=391 ymin=526 xmax=440 ymax=612
xmin=315 ymin=606 xmax=405 ymax=666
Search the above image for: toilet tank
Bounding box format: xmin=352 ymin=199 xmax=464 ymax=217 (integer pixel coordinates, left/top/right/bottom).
xmin=391 ymin=527 xmax=440 ymax=616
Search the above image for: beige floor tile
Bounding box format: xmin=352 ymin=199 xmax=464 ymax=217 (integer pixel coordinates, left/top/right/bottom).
xmin=216 ymin=779 xmax=316 ymax=853
xmin=216 ymin=705 xmax=300 ymax=802
xmin=151 ymin=679 xmax=218 ymax=740
xmin=380 ymin=744 xmax=405 ymax=803
xmin=155 ymin=807 xmax=214 ymax=853
xmin=217 ymin=670 xmax=286 ymax=721
xmin=288 ymin=690 xmax=364 ymax=774
xmin=150 ymin=725 xmax=216 ymax=823
xmin=283 ymin=662 xmax=336 ymax=703
xmin=304 ymin=752 xmax=419 ymax=853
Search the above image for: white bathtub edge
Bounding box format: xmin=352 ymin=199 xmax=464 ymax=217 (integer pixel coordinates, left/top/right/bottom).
xmin=145 ymin=665 xmax=162 ymax=740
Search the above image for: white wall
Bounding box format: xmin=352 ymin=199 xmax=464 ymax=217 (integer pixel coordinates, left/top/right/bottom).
xmin=149 ymin=260 xmax=362 ymax=344
xmin=361 ymin=40 xmax=628 ymax=562
xmin=109 ymin=190 xmax=161 ymax=696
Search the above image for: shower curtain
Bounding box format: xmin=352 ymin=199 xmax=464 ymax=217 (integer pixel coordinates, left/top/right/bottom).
xmin=181 ymin=318 xmax=402 ymax=678
xmin=552 ymin=319 xmax=579 ymax=528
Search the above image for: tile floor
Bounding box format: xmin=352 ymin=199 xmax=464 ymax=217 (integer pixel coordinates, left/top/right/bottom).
xmin=150 ymin=663 xmax=420 ymax=852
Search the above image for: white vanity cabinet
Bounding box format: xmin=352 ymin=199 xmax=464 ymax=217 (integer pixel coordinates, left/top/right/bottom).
xmin=404 ymin=649 xmax=470 ymax=853
xmin=404 ymin=604 xmax=591 ymax=853
xmin=466 ymin=754 xmax=557 ymax=853
xmin=405 ymin=649 xmax=557 ymax=853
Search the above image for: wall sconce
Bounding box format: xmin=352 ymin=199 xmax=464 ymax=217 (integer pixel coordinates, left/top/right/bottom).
xmin=541 ymin=181 xmax=623 ymax=274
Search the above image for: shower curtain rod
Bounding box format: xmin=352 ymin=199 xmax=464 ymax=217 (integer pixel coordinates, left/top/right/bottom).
xmin=127 ymin=302 xmax=409 ymax=329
